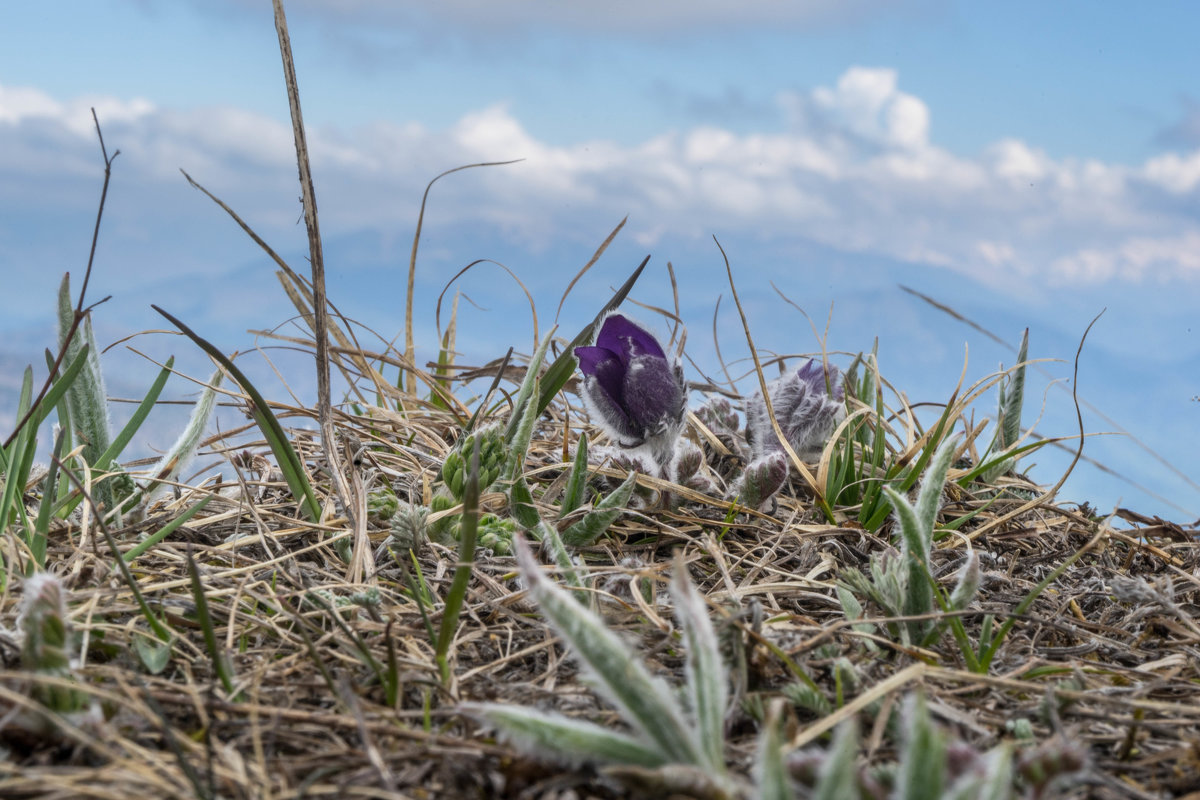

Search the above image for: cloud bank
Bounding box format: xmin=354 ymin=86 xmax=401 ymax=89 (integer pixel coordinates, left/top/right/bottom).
xmin=3 ymin=67 xmax=1199 ymax=294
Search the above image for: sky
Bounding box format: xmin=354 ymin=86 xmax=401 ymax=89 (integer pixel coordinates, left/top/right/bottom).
xmin=1 ymin=1 xmax=1198 ymax=521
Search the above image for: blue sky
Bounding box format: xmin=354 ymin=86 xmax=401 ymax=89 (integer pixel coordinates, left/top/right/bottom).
xmin=2 ymin=1 xmax=1198 ymax=520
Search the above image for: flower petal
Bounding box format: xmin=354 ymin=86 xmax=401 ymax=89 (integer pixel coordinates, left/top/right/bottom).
xmin=579 ymin=362 xmax=639 ymax=444
xmin=596 ymin=314 xmax=667 ymax=364
xmin=623 ymin=355 xmax=685 ymax=435
xmin=574 ymin=345 xmax=616 ymax=378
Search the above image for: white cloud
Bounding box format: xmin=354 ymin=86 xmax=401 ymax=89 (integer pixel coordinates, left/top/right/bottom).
xmin=988 ymin=139 xmax=1048 ymax=183
xmin=0 ymin=83 xmax=153 ymax=136
xmin=1052 ymin=232 xmax=1200 ymax=283
xmin=1142 ymin=151 xmax=1200 ymax=194
xmin=4 ymin=67 xmax=1200 ymax=287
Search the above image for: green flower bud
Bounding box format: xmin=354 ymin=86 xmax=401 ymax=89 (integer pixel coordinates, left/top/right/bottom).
xmin=367 ymin=483 xmax=400 ymax=524
xmin=441 ymin=424 xmax=508 ymax=499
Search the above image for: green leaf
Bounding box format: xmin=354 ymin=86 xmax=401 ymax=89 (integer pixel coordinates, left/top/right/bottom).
xmin=123 ymin=495 xmax=214 ymax=563
xmin=883 ymin=486 xmax=934 ymax=630
xmin=144 ymin=365 xmax=223 ymax=496
xmin=914 ymin=433 xmax=960 ymax=539
xmin=670 ymin=555 xmax=728 ymax=776
xmin=999 ymin=329 xmax=1029 ymax=451
xmin=1 ymin=368 xmax=38 ymax=544
xmin=947 ymin=550 xmax=981 ymax=612
xmin=94 ymin=356 xmax=173 ymax=473
xmin=558 ymin=435 xmax=589 ymax=518
xmin=462 ymin=703 xmax=666 ymax=768
xmin=133 ymin=631 xmax=173 ymax=674
xmin=895 ymin=693 xmax=946 ymax=800
xmin=811 ymin=720 xmax=860 ymax=800
xmin=186 ymin=547 xmax=237 ymax=698
xmin=508 ymin=472 xmax=542 ymax=530
xmin=58 ymin=276 xmax=113 ymax=481
xmin=503 ymin=331 xmax=554 ymax=455
xmin=436 ymin=434 xmax=482 ymax=684
xmin=755 ymin=702 xmax=792 ymax=800
xmin=533 ymin=520 xmax=586 ymax=593
xmin=560 ymin=470 xmax=636 ymax=547
xmin=29 ymin=430 xmax=67 ymax=569
xmin=513 ymin=535 xmax=702 ymax=766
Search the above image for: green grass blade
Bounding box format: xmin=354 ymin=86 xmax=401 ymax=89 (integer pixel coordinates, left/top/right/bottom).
xmin=93 ymin=356 xmax=173 ymax=471
xmin=1 ymin=368 xmax=37 ymax=538
xmin=185 ymin=547 xmax=237 ymax=698
xmin=503 ymin=332 xmax=553 ymax=454
xmin=29 ymin=430 xmax=68 ymax=569
xmin=153 ymin=305 xmax=321 ymax=521
xmin=123 ymin=495 xmax=214 ymax=563
xmin=39 ymin=345 xmax=89 ymax=435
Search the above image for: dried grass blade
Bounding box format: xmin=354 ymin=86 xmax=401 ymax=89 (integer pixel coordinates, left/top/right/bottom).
xmin=553 ymin=215 xmax=627 ymax=324
xmin=404 ymin=160 xmax=522 ymax=393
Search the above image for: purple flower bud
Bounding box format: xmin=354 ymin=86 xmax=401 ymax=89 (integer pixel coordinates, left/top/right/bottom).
xmin=575 ymin=313 xmax=687 ymax=471
xmin=746 ymin=359 xmax=844 ymax=461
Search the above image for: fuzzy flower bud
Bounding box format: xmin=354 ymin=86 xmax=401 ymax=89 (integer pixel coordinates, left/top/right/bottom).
xmin=575 ymin=313 xmax=686 ymax=473
xmin=729 ymin=451 xmax=788 ymax=510
xmin=746 ymin=359 xmax=844 ymax=461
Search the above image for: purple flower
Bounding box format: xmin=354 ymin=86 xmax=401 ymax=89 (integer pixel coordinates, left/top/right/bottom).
xmin=575 ymin=313 xmax=686 ymax=470
xmin=746 ymin=359 xmax=844 ymax=461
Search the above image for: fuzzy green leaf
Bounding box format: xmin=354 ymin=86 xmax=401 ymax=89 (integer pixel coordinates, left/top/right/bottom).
xmin=895 ymin=693 xmax=946 ymax=800
xmin=811 ymin=720 xmax=860 ymax=800
xmin=670 ymin=555 xmax=728 ymax=776
xmin=755 ymin=702 xmax=793 ymax=800
xmin=514 ymin=535 xmax=702 ymax=766
xmin=558 ymin=436 xmax=589 ymax=518
xmin=560 ymin=470 xmax=636 ymax=547
xmin=462 ymin=703 xmax=665 ymax=768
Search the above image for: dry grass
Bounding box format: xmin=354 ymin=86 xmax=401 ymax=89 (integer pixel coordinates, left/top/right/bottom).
xmin=2 ymin=377 xmax=1198 ymax=799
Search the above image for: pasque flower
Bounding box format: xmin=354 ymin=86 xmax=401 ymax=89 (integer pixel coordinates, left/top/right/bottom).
xmin=575 ymin=313 xmax=687 ymax=473
xmin=746 ymin=359 xmax=844 ymax=461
